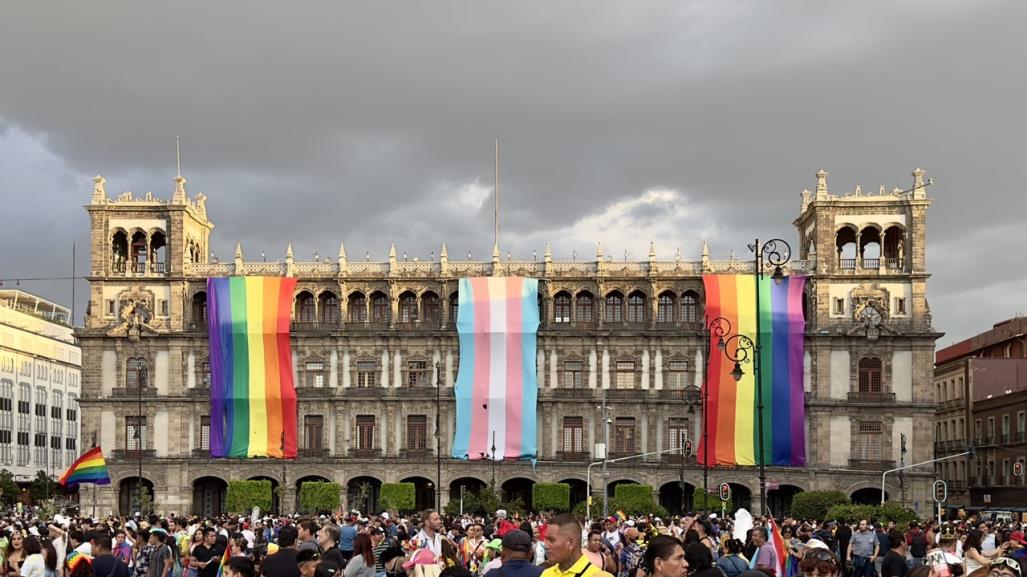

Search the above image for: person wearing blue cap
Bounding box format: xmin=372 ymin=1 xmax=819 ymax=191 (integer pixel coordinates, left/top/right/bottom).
xmin=482 ymin=530 xmax=542 ymax=577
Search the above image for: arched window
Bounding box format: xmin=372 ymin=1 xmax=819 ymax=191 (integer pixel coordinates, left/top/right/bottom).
xmin=575 ymin=292 xmax=595 ymax=323
xmin=858 ymin=357 xmax=882 ymax=393
xmin=130 ymin=231 xmax=148 ymax=273
xmin=605 ymin=292 xmax=624 ymax=323
xmin=295 ymin=292 xmax=315 ymax=323
xmin=348 ymin=292 xmax=366 ymax=323
xmin=399 ymin=292 xmax=418 ymax=323
xmin=422 ymin=292 xmax=441 ymax=326
xmin=318 ymin=292 xmax=339 ymax=324
xmin=126 ymin=358 xmax=149 ymax=390
xmin=657 ymin=293 xmax=675 ymax=323
xmin=370 ymin=292 xmax=390 ymax=323
xmin=111 ymin=231 xmax=128 ymax=273
xmin=680 ymin=291 xmax=700 ymax=323
xmin=836 ymin=226 xmax=857 ymax=270
xmin=627 ymin=291 xmax=646 ymax=324
xmin=553 ymin=292 xmax=571 ymax=324
xmin=149 ymin=230 xmax=167 ymax=273
xmin=191 ymin=291 xmax=207 ymax=327
xmin=449 ymin=293 xmax=460 ymax=325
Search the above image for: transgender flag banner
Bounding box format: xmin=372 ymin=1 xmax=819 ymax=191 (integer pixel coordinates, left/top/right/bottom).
xmin=451 ymin=277 xmax=540 ymax=462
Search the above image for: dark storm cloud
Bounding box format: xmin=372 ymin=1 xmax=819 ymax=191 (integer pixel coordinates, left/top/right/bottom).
xmin=0 ymin=1 xmax=1024 ymax=345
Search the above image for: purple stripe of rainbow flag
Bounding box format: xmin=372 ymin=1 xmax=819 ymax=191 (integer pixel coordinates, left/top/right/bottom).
xmin=451 ymin=277 xmax=540 ymax=462
xmin=208 ymin=277 xmax=298 ymax=459
xmin=698 ymin=274 xmax=806 ymax=467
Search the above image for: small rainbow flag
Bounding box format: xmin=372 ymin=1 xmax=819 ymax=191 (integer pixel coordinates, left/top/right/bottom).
xmin=698 ymin=274 xmax=806 ymax=467
xmin=451 ymin=277 xmax=540 ymax=462
xmin=58 ymin=447 xmax=111 ymax=488
xmin=208 ymin=277 xmax=299 ymax=459
xmin=215 ymin=540 xmax=232 ymax=577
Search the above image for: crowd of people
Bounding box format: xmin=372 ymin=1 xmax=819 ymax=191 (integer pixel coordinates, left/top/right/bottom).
xmin=0 ymin=506 xmax=1024 ymax=577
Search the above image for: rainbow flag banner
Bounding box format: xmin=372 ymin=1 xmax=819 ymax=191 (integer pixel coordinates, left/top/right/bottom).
xmin=451 ymin=277 xmax=540 ymax=462
xmin=698 ymin=274 xmax=806 ymax=467
xmin=58 ymin=447 xmax=111 ymax=488
xmin=208 ymin=277 xmax=299 ymax=459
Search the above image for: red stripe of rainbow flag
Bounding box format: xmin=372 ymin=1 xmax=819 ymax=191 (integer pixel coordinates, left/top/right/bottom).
xmin=697 ymin=274 xmax=806 ymax=467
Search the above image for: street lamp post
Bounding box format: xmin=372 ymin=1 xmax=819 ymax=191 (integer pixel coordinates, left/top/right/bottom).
xmin=717 ymin=238 xmax=791 ymax=517
xmin=599 ymin=386 xmax=611 ymax=519
xmin=699 ymin=316 xmax=732 ymax=509
xmin=137 ymin=363 xmax=147 ymax=513
xmin=435 ymin=361 xmax=442 ymax=510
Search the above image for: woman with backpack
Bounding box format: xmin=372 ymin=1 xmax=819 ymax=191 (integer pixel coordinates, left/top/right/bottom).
xmin=716 ymin=540 xmax=749 ymax=577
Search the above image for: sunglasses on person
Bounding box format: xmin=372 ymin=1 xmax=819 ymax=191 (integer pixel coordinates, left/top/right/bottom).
xmin=803 ymin=550 xmax=840 ymax=567
xmin=991 ymin=557 xmax=1021 ymax=577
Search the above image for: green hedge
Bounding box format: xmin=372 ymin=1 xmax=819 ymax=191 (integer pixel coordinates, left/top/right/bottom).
xmin=299 ymin=482 xmax=341 ymax=514
xmin=792 ymin=491 xmax=850 ymax=520
xmin=532 ymin=483 xmax=570 ymax=513
xmin=571 ymin=493 xmax=669 ymax=520
xmin=613 ymin=484 xmax=656 ymax=516
xmin=226 ymin=480 xmax=273 ymax=514
xmin=380 ymin=483 xmax=416 ymax=512
xmin=825 ymin=502 xmax=919 ymax=525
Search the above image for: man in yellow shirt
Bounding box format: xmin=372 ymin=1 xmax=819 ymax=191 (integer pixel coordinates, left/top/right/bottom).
xmin=542 ymin=515 xmax=615 ymax=577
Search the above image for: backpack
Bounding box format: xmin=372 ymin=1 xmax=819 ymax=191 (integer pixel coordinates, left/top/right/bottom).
xmin=910 ymin=531 xmax=928 ymax=558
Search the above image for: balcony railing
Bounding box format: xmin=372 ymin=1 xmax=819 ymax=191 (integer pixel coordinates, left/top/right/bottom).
xmin=296 ymin=387 xmax=334 ymax=398
xmin=840 ymin=259 xmax=856 ymax=270
xmin=344 ymin=321 xmax=391 ymax=332
xmin=547 ymin=321 xmax=598 ymax=331
xmin=111 ymin=449 xmax=156 ymax=460
xmin=848 ymin=459 xmax=895 ymax=470
xmin=542 ymin=388 xmax=592 ymax=399
xmin=934 ymin=440 xmax=968 ymax=453
xmin=400 ymin=448 xmax=433 ymax=459
xmin=290 ymin=321 xmax=340 ymax=334
xmin=349 ymin=448 xmax=382 ymax=458
xmin=553 ymin=451 xmax=589 ymax=462
xmin=861 ymin=258 xmax=880 ymax=270
xmin=394 ymin=321 xmax=443 ymax=331
xmin=192 ymin=448 xmax=210 ymax=458
xmin=606 ymin=388 xmax=647 ymax=399
xmin=603 ymin=321 xmax=649 ymax=331
xmin=847 ymin=391 xmax=897 ymax=402
xmin=345 ymin=387 xmax=383 ymax=397
xmin=188 ymin=386 xmax=210 ymax=397
xmin=298 ymin=447 xmax=331 ymax=458
xmin=663 ymin=454 xmax=698 ymax=465
xmin=110 ymin=387 xmax=158 ymax=399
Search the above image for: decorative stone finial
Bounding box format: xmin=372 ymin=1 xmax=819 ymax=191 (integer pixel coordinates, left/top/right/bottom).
xmin=439 ymin=243 xmax=449 ymax=274
xmin=912 ymin=168 xmax=927 ymax=199
xmin=338 ymin=242 xmax=347 ymax=261
xmin=702 ymin=240 xmax=711 ymax=272
xmin=286 ymin=243 xmax=294 ymax=260
xmin=92 ymin=175 xmax=107 ymax=204
xmin=648 ymin=242 xmax=656 ymax=259
xmin=234 ymin=243 xmax=243 ymax=260
xmin=172 ymin=175 xmax=187 ymax=204
xmin=388 ymin=243 xmax=397 ymax=260
xmin=800 ymin=189 xmax=811 ymax=212
xmin=596 ymin=242 xmax=604 ymax=259
xmin=815 ymin=169 xmax=829 ymax=199
xmin=544 ymin=242 xmax=552 ymax=263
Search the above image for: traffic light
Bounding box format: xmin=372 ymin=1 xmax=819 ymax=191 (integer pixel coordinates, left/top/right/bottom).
xmin=683 ymin=440 xmax=693 ymax=458
xmin=719 ymin=483 xmax=731 ymax=502
xmin=933 ymin=480 xmax=948 ymax=503
xmin=1014 ymin=462 xmax=1024 ymax=478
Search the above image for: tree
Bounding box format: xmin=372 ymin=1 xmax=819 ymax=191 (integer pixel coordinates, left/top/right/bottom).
xmin=380 ymin=483 xmax=416 ymax=513
xmin=299 ymin=482 xmax=342 ymax=514
xmin=0 ymin=469 xmax=20 ymax=505
xmin=532 ymin=483 xmax=571 ymax=513
xmin=29 ymin=470 xmax=62 ymax=503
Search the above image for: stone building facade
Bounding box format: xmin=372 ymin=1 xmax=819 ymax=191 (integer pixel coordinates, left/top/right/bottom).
xmin=76 ymin=169 xmax=939 ymax=517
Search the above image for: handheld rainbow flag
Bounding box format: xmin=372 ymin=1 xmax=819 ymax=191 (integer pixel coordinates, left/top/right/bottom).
xmin=208 ymin=277 xmax=299 ymax=459
xmin=451 ymin=277 xmax=540 ymax=462
xmin=698 ymin=274 xmax=806 ymax=467
xmin=58 ymin=447 xmax=111 ymax=488
xmin=215 ymin=540 xmax=232 ymax=577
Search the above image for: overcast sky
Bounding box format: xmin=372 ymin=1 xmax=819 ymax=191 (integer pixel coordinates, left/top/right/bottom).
xmin=0 ymin=1 xmax=1024 ymax=347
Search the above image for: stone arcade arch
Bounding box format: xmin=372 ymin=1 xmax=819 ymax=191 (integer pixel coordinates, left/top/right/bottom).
xmin=766 ymin=484 xmax=804 ymax=516
xmin=449 ymin=477 xmax=487 ymax=507
xmin=247 ymin=476 xmax=281 ymax=514
xmin=851 ymin=487 xmax=888 ymax=505
xmin=557 ymin=479 xmax=588 ymax=510
xmin=192 ymin=476 xmax=227 ymax=516
xmin=401 ymin=476 xmax=436 ymax=512
xmin=119 ymin=477 xmax=155 ymax=516
xmin=501 ymin=477 xmax=536 ymax=510
xmin=658 ymin=481 xmax=696 ymax=515
xmin=347 ymin=476 xmax=382 ymax=514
